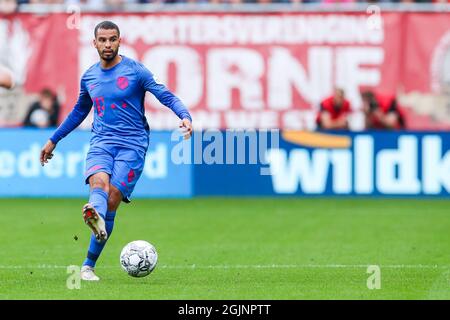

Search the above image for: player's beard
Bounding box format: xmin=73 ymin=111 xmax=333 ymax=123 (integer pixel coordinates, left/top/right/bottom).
xmin=100 ymin=48 xmax=118 ymax=61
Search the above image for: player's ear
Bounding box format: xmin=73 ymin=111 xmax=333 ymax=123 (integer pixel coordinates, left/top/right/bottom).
xmin=93 ymin=39 xmax=97 ymax=48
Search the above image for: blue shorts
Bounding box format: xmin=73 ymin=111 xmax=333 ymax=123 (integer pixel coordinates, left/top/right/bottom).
xmin=85 ymin=144 xmax=146 ymax=203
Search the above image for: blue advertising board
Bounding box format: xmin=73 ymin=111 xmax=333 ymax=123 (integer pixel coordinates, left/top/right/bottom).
xmin=194 ymin=130 xmax=450 ymax=197
xmin=0 ymin=129 xmax=192 ymax=198
xmin=2 ymin=129 xmax=450 ymax=197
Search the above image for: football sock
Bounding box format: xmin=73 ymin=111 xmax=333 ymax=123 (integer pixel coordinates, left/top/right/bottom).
xmin=88 ymin=188 xmax=108 ymax=219
xmin=83 ymin=210 xmax=116 ymax=267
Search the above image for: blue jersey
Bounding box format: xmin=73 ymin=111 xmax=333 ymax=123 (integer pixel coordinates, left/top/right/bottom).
xmin=50 ymin=55 xmax=191 ymax=152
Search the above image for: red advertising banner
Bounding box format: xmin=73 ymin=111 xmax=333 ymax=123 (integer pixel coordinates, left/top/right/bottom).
xmin=401 ymin=13 xmax=450 ymax=130
xmin=0 ymin=14 xmax=79 ymax=127
xmin=0 ymin=12 xmax=449 ymax=130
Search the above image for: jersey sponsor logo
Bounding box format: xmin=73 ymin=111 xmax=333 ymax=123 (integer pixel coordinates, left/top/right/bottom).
xmin=117 ymin=76 xmax=129 ymax=90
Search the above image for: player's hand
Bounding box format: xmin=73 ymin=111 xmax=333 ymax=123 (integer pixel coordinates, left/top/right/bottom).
xmin=179 ymin=118 xmax=193 ymax=140
xmin=40 ymin=140 xmax=56 ymax=166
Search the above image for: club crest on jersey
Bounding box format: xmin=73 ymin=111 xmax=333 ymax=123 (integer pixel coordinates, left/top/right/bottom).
xmin=117 ymin=76 xmax=129 ymax=90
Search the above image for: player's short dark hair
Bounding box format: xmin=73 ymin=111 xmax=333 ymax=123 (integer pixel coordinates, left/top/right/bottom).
xmin=94 ymin=21 xmax=120 ymax=38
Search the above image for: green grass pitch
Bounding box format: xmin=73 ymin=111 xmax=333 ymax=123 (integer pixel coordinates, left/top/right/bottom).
xmin=0 ymin=198 xmax=449 ymax=299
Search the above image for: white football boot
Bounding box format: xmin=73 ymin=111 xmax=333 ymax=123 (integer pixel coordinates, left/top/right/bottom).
xmin=80 ymin=265 xmax=100 ymax=281
xmin=82 ymin=203 xmax=108 ymax=242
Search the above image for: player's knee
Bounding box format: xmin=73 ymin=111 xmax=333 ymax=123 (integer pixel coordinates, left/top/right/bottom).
xmin=89 ymin=175 xmax=109 ymax=193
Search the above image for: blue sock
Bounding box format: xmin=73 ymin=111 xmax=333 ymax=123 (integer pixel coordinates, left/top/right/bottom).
xmin=83 ymin=211 xmax=117 ymax=267
xmin=88 ymin=188 xmax=108 ymax=219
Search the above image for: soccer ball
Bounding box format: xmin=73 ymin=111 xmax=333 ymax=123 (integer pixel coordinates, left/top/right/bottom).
xmin=120 ymin=240 xmax=158 ymax=278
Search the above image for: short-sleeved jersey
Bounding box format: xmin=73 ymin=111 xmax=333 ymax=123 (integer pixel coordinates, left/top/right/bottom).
xmin=50 ymin=55 xmax=191 ymax=153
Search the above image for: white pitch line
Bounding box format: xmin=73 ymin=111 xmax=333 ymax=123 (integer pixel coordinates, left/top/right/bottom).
xmin=0 ymin=264 xmax=448 ymax=270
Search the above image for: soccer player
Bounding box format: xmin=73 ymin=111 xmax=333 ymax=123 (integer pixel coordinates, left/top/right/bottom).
xmin=0 ymin=65 xmax=14 ymax=89
xmin=316 ymin=88 xmax=351 ymax=130
xmin=39 ymin=21 xmax=193 ymax=281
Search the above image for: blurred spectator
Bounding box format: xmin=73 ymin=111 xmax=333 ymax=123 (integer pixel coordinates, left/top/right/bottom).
xmin=23 ymin=88 xmax=60 ymax=128
xmin=361 ymin=90 xmax=405 ymax=130
xmin=0 ymin=65 xmax=14 ymax=89
xmin=316 ymin=88 xmax=351 ymax=130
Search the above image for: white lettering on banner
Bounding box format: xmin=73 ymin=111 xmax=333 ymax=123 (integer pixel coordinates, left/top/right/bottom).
xmin=208 ymin=48 xmax=264 ymax=111
xmin=142 ymin=46 xmax=203 ymax=108
xmin=189 ymin=111 xmax=221 ymax=130
xmin=81 ymin=15 xmax=383 ymax=46
xmin=266 ymin=135 xmax=450 ymax=195
xmin=268 ymin=47 xmax=332 ymax=109
xmin=145 ymin=110 xmax=315 ymax=131
xmin=79 ymin=14 xmax=386 ymax=130
xmin=224 ymin=111 xmax=279 ymax=130
xmin=354 ymin=136 xmax=374 ymax=194
xmin=282 ymin=111 xmax=317 ymax=131
xmin=140 ymin=46 xmax=382 ymax=114
xmin=66 ymin=151 xmax=86 ymax=178
xmin=17 ymin=144 xmax=42 ymax=178
xmin=376 ymin=136 xmax=421 ymax=194
xmin=422 ymin=136 xmax=450 ymax=194
xmin=0 ymin=143 xmax=167 ymax=180
xmin=0 ymin=151 xmax=15 ymax=178
xmin=266 ymin=149 xmax=329 ymax=194
xmin=330 ymin=150 xmax=352 ymax=194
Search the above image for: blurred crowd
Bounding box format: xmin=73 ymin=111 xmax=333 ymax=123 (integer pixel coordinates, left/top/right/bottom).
xmin=0 ymin=0 xmax=448 ymax=15
xmin=316 ymin=88 xmax=405 ymax=131
xmin=0 ymin=0 xmax=449 ymax=14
